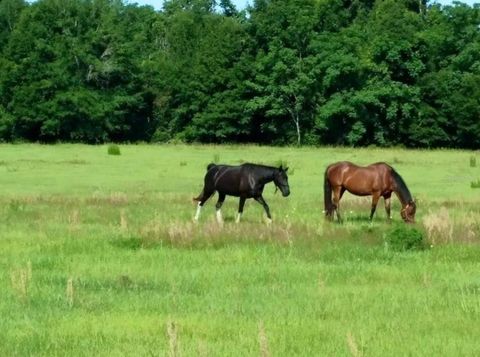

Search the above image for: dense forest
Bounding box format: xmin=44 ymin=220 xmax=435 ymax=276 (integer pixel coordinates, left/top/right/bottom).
xmin=0 ymin=0 xmax=479 ymax=147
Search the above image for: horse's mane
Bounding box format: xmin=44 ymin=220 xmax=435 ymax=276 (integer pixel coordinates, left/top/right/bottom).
xmin=242 ymin=163 xmax=277 ymax=170
xmin=241 ymin=163 xmax=279 ymax=180
xmin=390 ymin=166 xmax=412 ymax=203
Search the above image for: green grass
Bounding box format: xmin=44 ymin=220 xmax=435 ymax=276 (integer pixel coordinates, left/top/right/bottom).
xmin=0 ymin=144 xmax=479 ymax=356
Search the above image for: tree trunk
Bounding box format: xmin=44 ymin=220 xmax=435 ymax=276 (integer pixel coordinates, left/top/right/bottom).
xmin=295 ymin=114 xmax=301 ymax=146
xmin=289 ymin=110 xmax=301 ymax=146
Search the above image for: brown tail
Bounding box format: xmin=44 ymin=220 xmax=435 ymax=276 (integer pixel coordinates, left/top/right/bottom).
xmin=324 ymin=167 xmax=333 ymax=217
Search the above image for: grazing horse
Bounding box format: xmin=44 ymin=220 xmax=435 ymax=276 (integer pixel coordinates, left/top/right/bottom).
xmin=193 ymin=163 xmax=290 ymax=224
xmin=324 ymin=162 xmax=416 ymax=223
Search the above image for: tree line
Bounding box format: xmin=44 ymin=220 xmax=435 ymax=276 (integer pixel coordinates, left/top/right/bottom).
xmin=0 ymin=0 xmax=479 ymax=147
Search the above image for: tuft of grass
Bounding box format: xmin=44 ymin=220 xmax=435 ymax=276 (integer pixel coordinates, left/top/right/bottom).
xmin=346 ymin=331 xmax=363 ymax=357
xmin=213 ymin=153 xmax=220 ymax=163
xmin=138 ymin=220 xmax=300 ymax=249
xmin=258 ymin=321 xmax=270 ymax=357
xmin=120 ymin=209 xmax=128 ymax=230
xmin=107 ymin=144 xmax=121 ymax=156
xmin=10 ymin=262 xmax=32 ymax=304
xmin=66 ymin=278 xmax=74 ymax=308
xmin=423 ymin=208 xmax=453 ymax=245
xmin=167 ymin=319 xmax=180 ymax=357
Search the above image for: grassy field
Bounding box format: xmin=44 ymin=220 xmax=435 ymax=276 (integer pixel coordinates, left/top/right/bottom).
xmin=0 ymin=144 xmax=479 ymax=356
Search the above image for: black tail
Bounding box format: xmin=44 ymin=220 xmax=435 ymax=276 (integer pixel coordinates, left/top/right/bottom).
xmin=324 ymin=167 xmax=333 ymax=217
xmin=193 ymin=163 xmax=216 ymax=201
xmin=193 ymin=189 xmax=204 ymax=202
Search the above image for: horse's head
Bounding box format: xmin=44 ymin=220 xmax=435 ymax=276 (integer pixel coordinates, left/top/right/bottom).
xmin=274 ymin=166 xmax=290 ymax=197
xmin=401 ymin=199 xmax=416 ymax=223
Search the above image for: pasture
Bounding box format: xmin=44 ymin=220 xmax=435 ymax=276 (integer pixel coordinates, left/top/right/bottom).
xmin=0 ymin=144 xmax=479 ymax=356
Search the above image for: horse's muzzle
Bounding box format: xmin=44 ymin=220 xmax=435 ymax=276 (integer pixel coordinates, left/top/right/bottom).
xmin=282 ymin=190 xmax=290 ymax=197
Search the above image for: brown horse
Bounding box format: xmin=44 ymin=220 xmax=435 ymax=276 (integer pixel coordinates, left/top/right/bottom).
xmin=324 ymin=162 xmax=416 ymax=223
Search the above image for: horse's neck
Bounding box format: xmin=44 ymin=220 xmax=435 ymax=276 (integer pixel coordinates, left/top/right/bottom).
xmin=394 ymin=191 xmax=408 ymax=207
xmin=258 ymin=169 xmax=275 ymax=184
xmin=391 ymin=171 xmax=411 ymax=207
xmin=394 ymin=186 xmax=411 ymax=207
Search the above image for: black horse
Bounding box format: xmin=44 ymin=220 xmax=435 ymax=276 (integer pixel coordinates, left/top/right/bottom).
xmin=193 ymin=163 xmax=290 ymax=223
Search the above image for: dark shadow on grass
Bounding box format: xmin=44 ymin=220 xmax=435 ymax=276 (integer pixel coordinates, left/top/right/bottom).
xmin=111 ymin=236 xmax=143 ymax=250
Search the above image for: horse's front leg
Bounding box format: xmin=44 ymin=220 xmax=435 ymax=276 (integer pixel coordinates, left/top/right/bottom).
xmin=254 ymin=195 xmax=272 ymax=224
xmin=370 ymin=192 xmax=381 ymax=221
xmin=384 ymin=193 xmax=392 ymax=221
xmin=236 ymin=197 xmax=246 ymax=223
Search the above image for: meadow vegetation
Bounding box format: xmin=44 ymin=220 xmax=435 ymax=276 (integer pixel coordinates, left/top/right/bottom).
xmin=0 ymin=144 xmax=479 ymax=356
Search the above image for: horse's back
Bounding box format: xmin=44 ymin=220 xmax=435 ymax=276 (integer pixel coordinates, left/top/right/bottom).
xmin=326 ymin=161 xmax=393 ymax=195
xmin=326 ymin=161 xmax=360 ymax=178
xmin=204 ymin=163 xmax=270 ymax=197
xmin=327 ymin=161 xmax=391 ymax=175
xmin=203 ymin=164 xmax=243 ymax=195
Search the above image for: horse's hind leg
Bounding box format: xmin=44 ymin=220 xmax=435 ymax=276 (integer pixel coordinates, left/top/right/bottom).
xmin=332 ymin=186 xmax=344 ymax=223
xmin=370 ymin=192 xmax=381 ymax=221
xmin=194 ymin=189 xmax=215 ymax=221
xmin=236 ymin=197 xmax=246 ymax=223
xmin=215 ymin=193 xmax=226 ymax=224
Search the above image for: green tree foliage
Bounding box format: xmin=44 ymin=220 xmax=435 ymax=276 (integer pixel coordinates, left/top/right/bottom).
xmin=0 ymin=0 xmax=26 ymax=51
xmin=246 ymin=0 xmax=320 ymax=145
xmin=0 ymin=0 xmax=478 ymax=147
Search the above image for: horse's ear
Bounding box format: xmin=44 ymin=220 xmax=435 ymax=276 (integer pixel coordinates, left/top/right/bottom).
xmin=285 ymin=167 xmax=289 ymax=172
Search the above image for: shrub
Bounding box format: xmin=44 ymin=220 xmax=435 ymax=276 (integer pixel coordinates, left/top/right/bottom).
xmin=385 ymin=224 xmax=426 ymax=252
xmin=471 ymin=179 xmax=480 ymax=189
xmin=107 ymin=144 xmax=121 ymax=156
xmin=470 ymin=156 xmax=476 ymax=167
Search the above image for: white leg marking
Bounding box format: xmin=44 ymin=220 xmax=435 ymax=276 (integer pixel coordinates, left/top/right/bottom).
xmin=194 ymin=202 xmax=202 ymax=221
xmin=235 ymin=213 xmax=242 ymax=224
xmin=216 ymin=209 xmax=223 ymax=224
